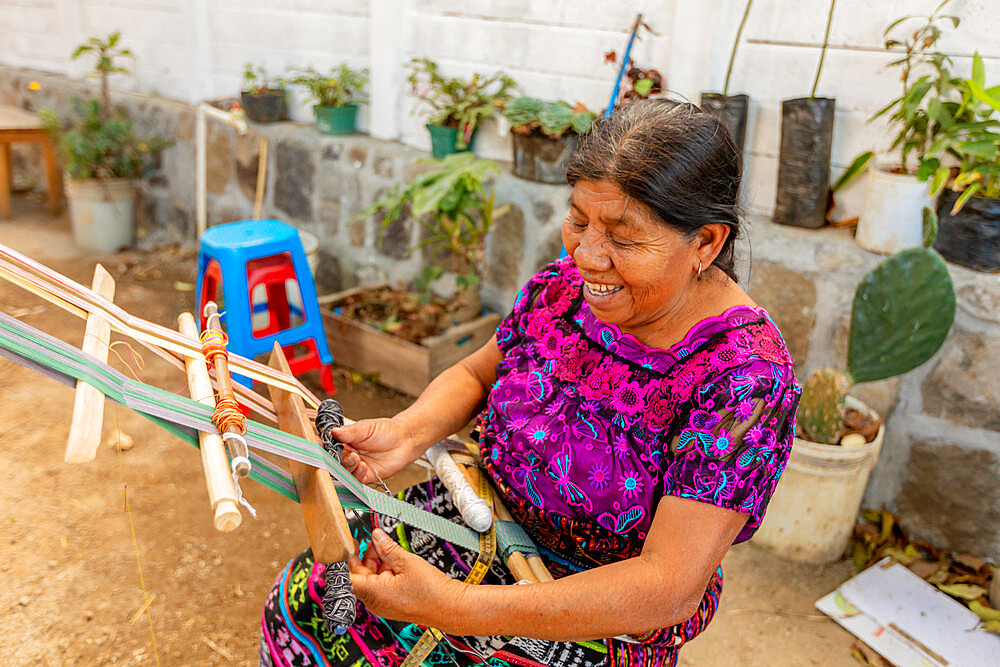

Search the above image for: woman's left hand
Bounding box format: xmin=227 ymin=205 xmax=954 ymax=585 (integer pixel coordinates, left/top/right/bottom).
xmin=349 ymin=528 xmax=463 ymax=627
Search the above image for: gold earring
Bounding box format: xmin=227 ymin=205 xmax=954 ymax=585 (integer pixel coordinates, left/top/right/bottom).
xmin=697 ymin=260 xmax=703 ymax=277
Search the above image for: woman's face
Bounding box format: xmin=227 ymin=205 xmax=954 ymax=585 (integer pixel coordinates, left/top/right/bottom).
xmin=562 ymin=179 xmax=700 ymax=335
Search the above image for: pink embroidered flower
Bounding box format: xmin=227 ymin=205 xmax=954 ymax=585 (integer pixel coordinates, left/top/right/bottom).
xmin=537 ymin=327 xmax=566 ymax=360
xmin=646 ymin=396 xmax=676 ymax=429
xmin=611 ymin=379 xmax=648 ymax=417
xmin=525 ymin=311 xmax=549 ymax=339
xmin=588 ymin=462 xmax=611 ymax=490
xmin=705 ymin=428 xmax=736 ymax=457
xmin=709 ymin=344 xmax=743 ymax=369
xmin=734 ymin=399 xmax=757 ymax=422
xmin=618 ymin=471 xmax=645 ymax=499
xmin=583 ymin=367 xmax=609 ymax=399
xmin=603 ymin=361 xmax=632 ymax=392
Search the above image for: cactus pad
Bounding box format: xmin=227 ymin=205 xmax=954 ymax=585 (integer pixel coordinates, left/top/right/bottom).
xmin=799 ymin=368 xmax=850 ymax=445
xmin=847 ymin=248 xmax=955 ymax=385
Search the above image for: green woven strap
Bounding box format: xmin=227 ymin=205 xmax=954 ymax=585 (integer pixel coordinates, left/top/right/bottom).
xmin=0 ymin=312 xmax=540 ymax=560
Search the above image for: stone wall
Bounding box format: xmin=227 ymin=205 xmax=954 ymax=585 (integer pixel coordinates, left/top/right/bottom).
xmin=3 ymin=65 xmax=999 ymax=559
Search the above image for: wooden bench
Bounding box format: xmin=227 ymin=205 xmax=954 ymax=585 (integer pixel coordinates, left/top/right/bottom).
xmin=0 ymin=105 xmax=62 ymax=219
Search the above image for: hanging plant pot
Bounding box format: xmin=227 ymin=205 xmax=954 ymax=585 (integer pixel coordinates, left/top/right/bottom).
xmin=699 ymin=92 xmax=749 ymax=153
xmin=314 ymin=104 xmax=358 ymax=135
xmin=240 ymin=89 xmax=287 ymax=123
xmin=774 ymin=97 xmax=836 ymax=228
xmin=855 ymin=167 xmax=935 ymax=255
xmin=426 ymin=124 xmax=477 ymax=159
xmin=510 ymin=130 xmax=578 ymax=184
xmin=934 ymin=190 xmax=1000 ymax=273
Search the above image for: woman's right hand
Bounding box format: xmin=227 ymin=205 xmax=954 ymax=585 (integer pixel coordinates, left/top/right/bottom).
xmin=329 ymin=418 xmax=419 ymax=486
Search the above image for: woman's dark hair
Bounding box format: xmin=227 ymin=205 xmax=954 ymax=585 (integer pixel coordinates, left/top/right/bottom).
xmin=566 ymin=98 xmax=743 ymax=282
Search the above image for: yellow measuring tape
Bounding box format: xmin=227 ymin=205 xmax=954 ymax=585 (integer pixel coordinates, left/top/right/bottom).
xmin=401 ymin=460 xmax=496 ymax=666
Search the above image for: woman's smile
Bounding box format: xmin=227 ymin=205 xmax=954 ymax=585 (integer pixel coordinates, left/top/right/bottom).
xmin=583 ymin=280 xmax=624 ymax=298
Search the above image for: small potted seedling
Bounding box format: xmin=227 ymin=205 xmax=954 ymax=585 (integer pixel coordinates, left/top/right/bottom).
xmin=241 ymin=63 xmax=287 ymax=123
xmin=503 ymin=97 xmax=596 ymax=184
xmin=700 ymin=0 xmax=754 ymax=153
xmin=287 ymin=64 xmax=368 ymax=135
xmin=407 ymin=57 xmax=516 ymax=158
xmin=755 ymin=212 xmax=956 ymax=563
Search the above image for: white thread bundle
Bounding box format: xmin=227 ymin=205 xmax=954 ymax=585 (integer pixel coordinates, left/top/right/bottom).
xmin=427 ymin=443 xmax=493 ymax=533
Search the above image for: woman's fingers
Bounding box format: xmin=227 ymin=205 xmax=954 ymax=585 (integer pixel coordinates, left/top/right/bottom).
xmin=329 ymin=420 xmax=377 ymax=446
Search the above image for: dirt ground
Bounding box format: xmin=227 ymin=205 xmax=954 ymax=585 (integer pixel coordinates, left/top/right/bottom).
xmin=0 ymin=196 xmax=857 ymax=665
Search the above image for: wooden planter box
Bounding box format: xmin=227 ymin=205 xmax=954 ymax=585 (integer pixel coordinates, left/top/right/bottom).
xmin=319 ymin=286 xmax=501 ymax=397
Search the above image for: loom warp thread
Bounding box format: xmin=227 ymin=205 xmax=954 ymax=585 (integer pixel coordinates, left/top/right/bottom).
xmin=314 ymin=398 xmax=357 ymax=636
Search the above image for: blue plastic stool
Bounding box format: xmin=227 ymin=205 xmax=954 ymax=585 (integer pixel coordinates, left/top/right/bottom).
xmin=196 ymin=219 xmax=334 ymax=392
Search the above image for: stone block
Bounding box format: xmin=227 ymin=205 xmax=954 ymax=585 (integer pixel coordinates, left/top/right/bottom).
xmin=922 ymin=328 xmax=1000 ymax=432
xmin=313 ymin=251 xmax=343 ymax=294
xmin=374 ymin=155 xmax=395 ymax=179
xmin=274 ymin=139 xmax=315 ymax=221
xmin=956 ymin=278 xmax=1000 ymax=325
xmin=235 ymin=132 xmax=260 ymax=201
xmin=485 ymin=204 xmax=526 ymax=291
xmin=377 ymin=210 xmax=412 ymax=259
xmin=347 ymin=145 xmax=367 ymax=169
xmin=349 ymin=217 xmax=367 ymax=247
xmin=206 ymin=122 xmax=233 ymax=194
xmin=316 ymin=198 xmax=341 ymax=238
xmin=532 ymin=199 xmax=555 ymax=224
xmin=896 ymin=441 xmax=1000 ymax=556
xmin=321 ymin=143 xmax=342 ymax=163
xmin=747 ymin=262 xmax=816 ymax=366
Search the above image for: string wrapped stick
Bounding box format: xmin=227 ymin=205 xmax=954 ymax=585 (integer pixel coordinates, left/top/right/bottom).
xmin=427 ymin=443 xmax=493 ymax=533
xmin=200 ymin=302 xmax=250 ymax=478
xmin=314 ymin=398 xmax=356 ymax=636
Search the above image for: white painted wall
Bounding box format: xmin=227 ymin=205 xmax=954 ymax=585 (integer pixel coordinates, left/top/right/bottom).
xmin=2 ymin=0 xmax=997 ymax=217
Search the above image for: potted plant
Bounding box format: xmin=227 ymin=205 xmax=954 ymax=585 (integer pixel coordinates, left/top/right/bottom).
xmin=833 ymin=1 xmax=962 ymax=254
xmin=241 ymin=63 xmax=287 ymax=123
xmin=407 ymin=58 xmax=516 ymax=158
xmin=39 ymin=33 xmax=165 ymax=253
xmin=773 ymin=0 xmax=838 ymax=229
xmin=931 ymin=64 xmax=1000 ymax=272
xmin=286 ymin=64 xmax=368 ymax=135
xmin=503 ymin=97 xmax=596 ymax=184
xmin=321 ymin=153 xmax=509 ymax=395
xmin=755 ymin=215 xmax=956 ymax=563
xmin=700 ymin=0 xmax=754 ymax=153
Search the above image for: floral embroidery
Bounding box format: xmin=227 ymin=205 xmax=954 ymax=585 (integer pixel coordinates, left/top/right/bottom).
xmin=482 ymin=257 xmax=801 ymax=567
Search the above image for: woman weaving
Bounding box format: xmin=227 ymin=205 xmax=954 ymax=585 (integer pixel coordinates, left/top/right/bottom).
xmin=261 ymin=99 xmax=800 ymax=666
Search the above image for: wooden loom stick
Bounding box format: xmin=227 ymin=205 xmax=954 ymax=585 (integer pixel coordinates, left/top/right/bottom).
xmin=269 ymin=343 xmax=354 ymax=563
xmin=65 ymin=264 xmax=115 ymax=463
xmin=453 ymin=459 xmax=547 ymax=584
xmin=177 ymin=312 xmax=242 ymax=532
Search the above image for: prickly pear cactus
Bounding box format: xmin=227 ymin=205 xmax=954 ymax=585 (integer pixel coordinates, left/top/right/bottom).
xmin=799 ymin=368 xmax=851 ymax=445
xmin=847 ymin=248 xmax=956 ymax=384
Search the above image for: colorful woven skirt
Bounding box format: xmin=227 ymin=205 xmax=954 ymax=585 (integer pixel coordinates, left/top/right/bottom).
xmin=259 ymin=479 xmax=721 ymax=666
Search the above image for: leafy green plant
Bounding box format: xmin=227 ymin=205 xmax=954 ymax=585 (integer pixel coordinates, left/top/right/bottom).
xmin=407 ymin=58 xmax=516 ymax=148
xmin=504 ymin=97 xmax=596 ymax=139
xmin=357 ymin=152 xmax=510 ymax=291
xmin=243 ymin=63 xmax=283 ymax=94
xmin=798 ymin=214 xmax=955 ymax=444
xmin=723 ymin=0 xmax=753 ymax=97
xmin=809 ymin=0 xmax=837 ymax=100
xmin=39 ymin=32 xmax=166 ymax=180
xmin=833 ymin=1 xmax=962 ymax=192
xmin=286 ymin=64 xmax=368 ymax=108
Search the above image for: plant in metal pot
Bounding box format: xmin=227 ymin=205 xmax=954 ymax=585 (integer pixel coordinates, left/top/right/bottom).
xmin=832 ymin=0 xmax=963 ymax=253
xmin=700 ymin=0 xmax=754 ymax=153
xmin=503 ymin=97 xmax=597 ymax=184
xmin=754 ymin=218 xmax=956 ymax=564
xmin=773 ymin=0 xmax=838 ymax=229
xmin=357 ymin=152 xmax=510 ymax=322
xmin=38 ymin=32 xmax=167 ymax=253
xmin=407 ymin=58 xmax=516 ymax=158
xmin=241 ymin=63 xmax=287 ymax=123
xmin=286 ymin=64 xmax=368 ymax=135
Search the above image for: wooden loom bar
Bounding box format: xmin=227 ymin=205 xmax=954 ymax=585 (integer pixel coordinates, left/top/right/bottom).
xmin=65 ymin=264 xmax=115 ymax=463
xmin=269 ymin=343 xmax=354 ymax=563
xmin=177 ymin=312 xmax=242 ymax=532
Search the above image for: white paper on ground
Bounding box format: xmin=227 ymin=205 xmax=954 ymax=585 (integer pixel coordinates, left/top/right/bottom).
xmin=815 ymin=557 xmax=1000 ymax=667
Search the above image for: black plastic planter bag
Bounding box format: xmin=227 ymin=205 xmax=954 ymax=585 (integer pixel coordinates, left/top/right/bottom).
xmin=935 ymin=190 xmax=1000 ymax=273
xmin=241 ymin=90 xmax=287 ymax=123
xmin=700 ymin=93 xmax=749 ymax=153
xmin=774 ymin=97 xmax=835 ymax=229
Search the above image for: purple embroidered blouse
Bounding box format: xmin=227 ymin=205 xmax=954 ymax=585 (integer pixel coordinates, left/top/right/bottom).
xmin=479 ymin=257 xmax=800 ymax=571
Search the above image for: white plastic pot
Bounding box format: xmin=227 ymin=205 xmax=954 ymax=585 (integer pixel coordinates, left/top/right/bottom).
xmin=64 ymin=176 xmax=136 ymax=253
xmin=298 ymin=229 xmax=319 ymax=277
xmin=855 ymin=167 xmax=934 ymax=254
xmin=753 ymin=397 xmax=884 ymax=564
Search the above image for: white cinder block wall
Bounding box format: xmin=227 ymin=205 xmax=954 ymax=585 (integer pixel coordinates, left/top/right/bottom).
xmin=1 ymin=0 xmax=998 ymax=218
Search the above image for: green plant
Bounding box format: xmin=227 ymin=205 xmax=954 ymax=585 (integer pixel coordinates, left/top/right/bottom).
xmin=358 ymin=152 xmax=510 ymax=290
xmin=809 ymin=0 xmax=837 ymax=100
xmin=723 ymin=0 xmax=753 ymax=97
xmin=39 ymin=32 xmax=166 ymax=180
xmin=407 ymin=58 xmax=516 ymax=148
xmin=243 ymin=63 xmax=282 ymax=94
xmin=504 ymin=97 xmax=596 ymax=139
xmin=286 ymin=64 xmax=368 ymax=108
xmin=73 ymin=32 xmax=132 ymax=112
xmin=833 ymin=1 xmax=962 ymax=192
xmin=798 ymin=215 xmax=955 ymax=444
